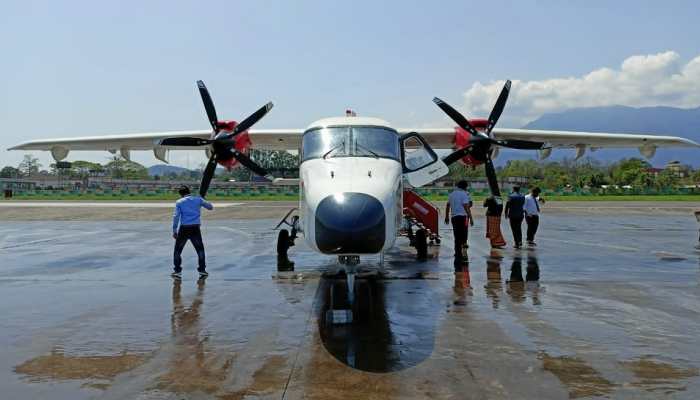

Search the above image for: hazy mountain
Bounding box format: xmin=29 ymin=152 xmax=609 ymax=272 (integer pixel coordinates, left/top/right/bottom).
xmin=148 ymin=164 xmax=229 ymax=177
xmin=147 ymin=164 xmax=193 ymax=176
xmin=516 ymin=105 xmax=700 ymax=167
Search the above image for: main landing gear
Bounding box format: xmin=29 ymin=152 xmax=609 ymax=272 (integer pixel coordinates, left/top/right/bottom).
xmin=406 ymin=223 xmax=429 ymax=260
xmin=275 ymin=209 xmax=299 ymax=272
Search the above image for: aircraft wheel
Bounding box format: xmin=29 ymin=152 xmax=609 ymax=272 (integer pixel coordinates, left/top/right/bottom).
xmin=277 ymin=229 xmax=290 ymax=254
xmin=415 ymin=229 xmax=428 ymax=260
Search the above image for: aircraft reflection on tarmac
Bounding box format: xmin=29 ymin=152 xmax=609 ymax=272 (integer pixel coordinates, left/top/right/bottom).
xmin=315 ymin=251 xmax=542 ymax=372
xmin=315 ymin=273 xmax=440 ymax=373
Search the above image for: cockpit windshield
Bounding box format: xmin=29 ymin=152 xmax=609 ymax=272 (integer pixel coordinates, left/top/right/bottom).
xmin=302 ymin=126 xmax=400 ymax=161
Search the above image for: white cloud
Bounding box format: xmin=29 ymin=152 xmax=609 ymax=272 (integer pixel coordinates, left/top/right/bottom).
xmin=463 ymin=51 xmax=700 ymax=127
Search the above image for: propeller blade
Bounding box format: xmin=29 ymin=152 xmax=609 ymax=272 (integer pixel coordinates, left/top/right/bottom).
xmin=197 ymin=80 xmax=219 ymax=132
xmin=486 ymin=80 xmax=511 ymax=136
xmin=217 ymin=102 xmax=274 ymax=141
xmin=493 ymin=139 xmax=544 ymax=150
xmin=483 ymin=156 xmax=502 ymax=199
xmin=199 ymin=155 xmax=218 ymax=198
xmin=159 ymin=137 xmax=214 ymax=147
xmin=233 ymin=151 xmax=272 ymax=178
xmin=442 ymin=145 xmax=475 ymax=166
xmin=433 ymin=97 xmax=482 ymax=138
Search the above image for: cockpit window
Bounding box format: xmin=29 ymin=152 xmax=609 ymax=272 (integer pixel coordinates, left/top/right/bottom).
xmin=302 ymin=127 xmax=349 ymax=161
xmin=302 ymin=126 xmax=400 ymax=161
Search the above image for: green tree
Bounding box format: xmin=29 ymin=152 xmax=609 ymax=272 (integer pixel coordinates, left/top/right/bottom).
xmin=499 ymin=159 xmax=542 ymax=180
xmin=18 ymin=155 xmax=41 ymax=177
xmin=654 ymin=169 xmax=680 ymax=189
xmin=1 ymin=166 xmax=21 ymax=178
xmin=105 ymin=156 xmax=149 ymax=179
xmin=610 ymin=158 xmax=651 ymax=186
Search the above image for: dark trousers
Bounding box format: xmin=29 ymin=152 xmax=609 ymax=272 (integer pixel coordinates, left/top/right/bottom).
xmin=526 ymin=215 xmax=539 ymax=242
xmin=451 ymin=216 xmax=468 ymax=258
xmin=174 ymin=225 xmax=206 ymax=272
xmin=509 ymin=215 xmax=524 ymax=246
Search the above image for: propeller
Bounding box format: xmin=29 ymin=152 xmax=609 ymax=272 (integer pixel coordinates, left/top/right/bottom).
xmin=434 ymin=80 xmax=544 ymax=202
xmin=159 ymin=80 xmax=274 ymax=197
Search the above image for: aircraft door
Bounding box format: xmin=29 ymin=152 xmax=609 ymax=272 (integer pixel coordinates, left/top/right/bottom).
xmin=399 ymin=132 xmax=449 ymax=187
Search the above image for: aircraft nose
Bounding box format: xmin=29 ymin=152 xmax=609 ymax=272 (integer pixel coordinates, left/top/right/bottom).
xmin=315 ymin=192 xmax=386 ymax=254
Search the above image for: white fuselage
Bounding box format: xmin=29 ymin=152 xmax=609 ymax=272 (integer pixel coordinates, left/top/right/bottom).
xmin=296 ymin=117 xmax=404 ymax=256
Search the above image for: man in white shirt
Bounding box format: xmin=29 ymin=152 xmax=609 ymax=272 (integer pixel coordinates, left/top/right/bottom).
xmin=524 ymin=187 xmax=543 ymax=246
xmin=444 ymin=180 xmax=474 ymax=259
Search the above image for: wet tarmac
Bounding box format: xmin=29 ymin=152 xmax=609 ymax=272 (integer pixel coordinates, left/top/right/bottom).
xmin=1 ymin=213 xmax=700 ymax=399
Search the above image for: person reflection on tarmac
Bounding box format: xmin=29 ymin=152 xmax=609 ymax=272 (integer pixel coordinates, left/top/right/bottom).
xmin=485 ymin=250 xmax=503 ymax=309
xmin=157 ymin=277 xmax=231 ymax=394
xmin=526 ymin=256 xmax=541 ymax=305
xmin=453 ymin=259 xmax=472 ymax=308
xmin=506 ymin=257 xmax=526 ymax=304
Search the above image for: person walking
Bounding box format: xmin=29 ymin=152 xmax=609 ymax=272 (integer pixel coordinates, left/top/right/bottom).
xmin=504 ymin=186 xmax=526 ymax=248
xmin=445 ymin=180 xmax=474 ymax=259
xmin=483 ymin=195 xmax=506 ymax=248
xmin=172 ymin=185 xmax=214 ymax=279
xmin=524 ymin=187 xmax=543 ymax=247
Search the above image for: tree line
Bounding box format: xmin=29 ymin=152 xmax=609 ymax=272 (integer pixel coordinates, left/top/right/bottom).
xmin=3 ymin=153 xmax=699 ymax=189
xmin=450 ymin=157 xmax=700 ymax=189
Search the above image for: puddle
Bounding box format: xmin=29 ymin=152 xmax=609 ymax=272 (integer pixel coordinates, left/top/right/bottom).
xmin=621 ymin=356 xmax=699 ymax=394
xmin=14 ymin=348 xmax=148 ymax=389
xmin=540 ymin=352 xmax=616 ymax=398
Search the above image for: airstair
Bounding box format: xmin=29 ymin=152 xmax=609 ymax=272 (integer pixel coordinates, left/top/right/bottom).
xmin=402 ymin=189 xmax=441 ymax=246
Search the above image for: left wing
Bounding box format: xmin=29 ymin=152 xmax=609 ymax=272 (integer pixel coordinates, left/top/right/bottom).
xmin=9 ymin=129 xmax=304 ymax=162
xmin=400 ymin=128 xmax=700 ymax=150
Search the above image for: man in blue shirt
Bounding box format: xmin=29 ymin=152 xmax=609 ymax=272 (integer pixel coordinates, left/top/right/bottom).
xmin=504 ymin=186 xmax=526 ymax=249
xmin=172 ymin=185 xmax=214 ymax=279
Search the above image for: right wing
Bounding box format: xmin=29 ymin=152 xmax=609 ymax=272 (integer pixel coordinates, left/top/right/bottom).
xmin=399 ymin=127 xmax=700 ymax=151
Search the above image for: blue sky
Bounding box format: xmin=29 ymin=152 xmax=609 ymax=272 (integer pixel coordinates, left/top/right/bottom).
xmin=2 ymin=0 xmax=700 ymax=168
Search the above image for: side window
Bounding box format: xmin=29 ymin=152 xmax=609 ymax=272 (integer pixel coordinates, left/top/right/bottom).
xmin=401 ymin=134 xmax=438 ymax=172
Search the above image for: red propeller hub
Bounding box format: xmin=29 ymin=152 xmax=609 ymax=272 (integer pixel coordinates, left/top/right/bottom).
xmin=216 ymin=120 xmax=253 ymax=170
xmin=454 ymin=119 xmax=488 ymax=166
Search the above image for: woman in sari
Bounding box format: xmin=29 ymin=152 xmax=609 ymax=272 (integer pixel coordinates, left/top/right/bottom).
xmin=483 ymin=195 xmax=507 ymax=248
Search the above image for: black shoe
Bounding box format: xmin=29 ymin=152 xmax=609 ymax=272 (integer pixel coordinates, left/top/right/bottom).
xmin=198 ymin=270 xmax=209 ymax=278
xmin=171 ymin=271 xmax=182 ymax=279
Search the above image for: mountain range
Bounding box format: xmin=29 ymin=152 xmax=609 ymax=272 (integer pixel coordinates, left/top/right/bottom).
xmin=513 ymin=105 xmax=700 ymax=167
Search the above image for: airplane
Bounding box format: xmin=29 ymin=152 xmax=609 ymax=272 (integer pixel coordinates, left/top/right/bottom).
xmin=10 ymin=80 xmax=700 ymax=315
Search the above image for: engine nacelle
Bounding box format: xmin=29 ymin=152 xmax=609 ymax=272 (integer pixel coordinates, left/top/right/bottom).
xmin=454 ymin=118 xmax=489 ymax=166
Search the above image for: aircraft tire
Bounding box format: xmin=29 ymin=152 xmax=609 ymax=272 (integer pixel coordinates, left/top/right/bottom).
xmin=277 ymin=229 xmax=290 ymax=255
xmin=415 ymin=229 xmax=428 ymax=260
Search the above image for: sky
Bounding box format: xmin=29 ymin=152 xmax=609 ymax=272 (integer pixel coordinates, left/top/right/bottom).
xmin=2 ymin=0 xmax=700 ymax=169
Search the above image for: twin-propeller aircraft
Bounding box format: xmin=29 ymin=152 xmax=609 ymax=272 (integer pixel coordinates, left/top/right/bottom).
xmin=10 ymin=80 xmax=699 ymax=310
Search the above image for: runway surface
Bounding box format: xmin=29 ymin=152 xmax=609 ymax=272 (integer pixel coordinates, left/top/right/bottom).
xmin=1 ymin=214 xmax=700 ymax=399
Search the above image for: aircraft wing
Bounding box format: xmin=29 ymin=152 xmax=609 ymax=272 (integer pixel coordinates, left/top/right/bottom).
xmin=402 ymin=128 xmax=700 ymax=150
xmin=8 ymin=129 xmax=304 ymax=162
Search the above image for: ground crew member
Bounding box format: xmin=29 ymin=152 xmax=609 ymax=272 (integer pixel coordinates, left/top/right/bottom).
xmin=505 ymin=186 xmax=526 ymax=248
xmin=524 ymin=187 xmax=543 ymax=247
xmin=483 ymin=195 xmax=506 ymax=248
xmin=172 ymin=185 xmax=213 ymax=279
xmin=445 ymin=180 xmax=473 ymax=259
